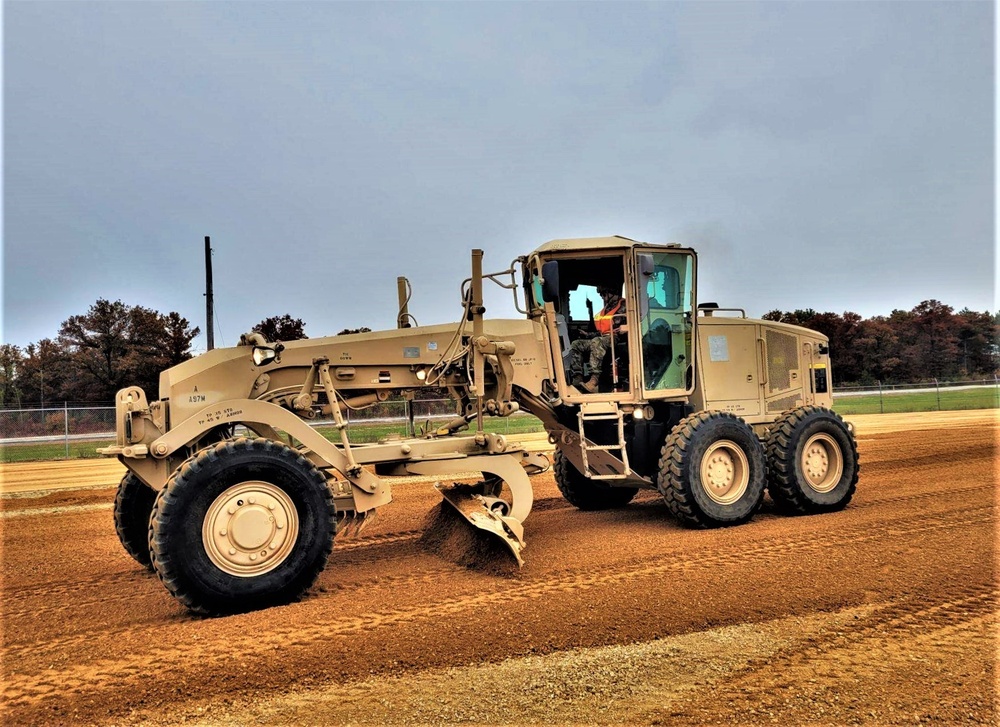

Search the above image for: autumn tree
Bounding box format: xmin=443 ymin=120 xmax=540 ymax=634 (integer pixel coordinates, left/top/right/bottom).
xmin=0 ymin=344 xmax=24 ymax=407
xmin=17 ymin=339 xmax=71 ymax=406
xmin=252 ymin=315 xmax=308 ymax=342
xmin=853 ymin=317 xmax=902 ymax=383
xmin=903 ymin=300 xmax=961 ymax=380
xmin=955 ymin=308 xmax=998 ymax=375
xmin=762 ymin=300 xmax=997 ymax=384
xmin=57 ymin=299 xmax=199 ymax=402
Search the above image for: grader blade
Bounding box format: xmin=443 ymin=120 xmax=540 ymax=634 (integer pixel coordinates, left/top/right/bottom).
xmin=435 ymin=482 xmax=525 ymax=567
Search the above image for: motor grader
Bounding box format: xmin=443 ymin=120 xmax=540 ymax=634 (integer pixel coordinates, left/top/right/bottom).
xmin=102 ymin=236 xmax=859 ymax=614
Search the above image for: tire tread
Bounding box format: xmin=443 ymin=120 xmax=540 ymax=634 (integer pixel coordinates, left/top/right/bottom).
xmin=149 ymin=437 xmax=335 ymax=615
xmin=553 ymin=448 xmax=639 ymax=510
xmin=656 ymin=410 xmax=765 ymax=528
xmin=765 ymin=405 xmax=859 ymax=514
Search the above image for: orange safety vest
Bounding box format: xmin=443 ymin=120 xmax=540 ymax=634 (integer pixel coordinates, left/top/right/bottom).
xmin=594 ymin=299 xmax=624 ymax=335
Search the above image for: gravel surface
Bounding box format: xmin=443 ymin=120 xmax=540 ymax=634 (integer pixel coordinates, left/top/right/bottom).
xmin=1 ymin=410 xmax=996 ymax=725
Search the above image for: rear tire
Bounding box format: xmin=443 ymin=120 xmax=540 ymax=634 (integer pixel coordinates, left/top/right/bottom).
xmin=553 ymin=448 xmax=639 ymax=510
xmin=766 ymin=406 xmax=859 ymax=514
xmin=114 ymin=473 xmax=157 ymax=570
xmin=658 ymin=411 xmax=766 ymax=528
xmin=149 ymin=437 xmax=336 ymax=615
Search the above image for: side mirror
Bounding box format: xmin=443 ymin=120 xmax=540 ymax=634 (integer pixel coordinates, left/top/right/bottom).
xmin=540 ymin=261 xmax=560 ymax=303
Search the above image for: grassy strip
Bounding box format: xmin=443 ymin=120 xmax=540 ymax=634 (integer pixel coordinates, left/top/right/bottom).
xmin=0 ymin=417 xmax=545 ymax=464
xmin=4 ymin=387 xmax=997 ymax=463
xmin=336 ymin=415 xmax=544 ymax=444
xmin=832 ymin=387 xmax=1000 ymax=416
xmin=0 ymin=439 xmax=117 ymax=465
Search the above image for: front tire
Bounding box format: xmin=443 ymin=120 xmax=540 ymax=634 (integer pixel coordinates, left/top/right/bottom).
xmin=553 ymin=448 xmax=639 ymax=510
xmin=114 ymin=472 xmax=158 ymax=570
xmin=658 ymin=411 xmax=766 ymax=528
xmin=765 ymin=406 xmax=859 ymax=514
xmin=149 ymin=438 xmax=336 ymax=615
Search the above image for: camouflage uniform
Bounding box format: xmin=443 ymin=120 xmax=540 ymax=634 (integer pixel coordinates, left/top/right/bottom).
xmin=569 ymin=294 xmax=625 ymax=384
xmin=569 ymin=333 xmax=612 ymax=383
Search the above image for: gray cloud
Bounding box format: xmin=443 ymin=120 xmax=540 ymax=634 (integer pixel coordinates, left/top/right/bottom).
xmin=4 ymin=1 xmax=994 ymax=351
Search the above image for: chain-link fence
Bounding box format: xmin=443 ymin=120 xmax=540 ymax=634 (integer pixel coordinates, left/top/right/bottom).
xmin=833 ymin=377 xmax=1000 ymax=415
xmin=308 ymin=398 xmax=543 ymax=444
xmin=0 ymin=399 xmax=544 ymax=462
xmin=1 ymin=405 xmax=116 ymax=446
xmin=2 ymin=378 xmax=998 ymax=461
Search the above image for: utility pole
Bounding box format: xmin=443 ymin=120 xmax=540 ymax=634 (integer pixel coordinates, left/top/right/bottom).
xmin=205 ymin=236 xmax=215 ymax=351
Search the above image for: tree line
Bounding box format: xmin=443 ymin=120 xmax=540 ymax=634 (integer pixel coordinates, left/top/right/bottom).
xmin=1 ymin=298 xmax=995 ymax=408
xmin=0 ymin=306 xmax=315 ymax=408
xmin=762 ymin=300 xmax=998 ymax=385
xmin=0 ymin=300 xmax=201 ymax=407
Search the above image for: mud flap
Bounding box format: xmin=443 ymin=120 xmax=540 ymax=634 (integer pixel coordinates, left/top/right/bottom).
xmin=435 ymin=482 xmax=525 ymax=567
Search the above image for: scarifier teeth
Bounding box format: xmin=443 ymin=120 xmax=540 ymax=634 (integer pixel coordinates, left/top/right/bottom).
xmin=335 ymin=510 xmax=376 ymax=540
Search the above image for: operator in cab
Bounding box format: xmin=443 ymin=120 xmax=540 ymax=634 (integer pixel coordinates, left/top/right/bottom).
xmin=569 ymin=284 xmax=626 ymax=393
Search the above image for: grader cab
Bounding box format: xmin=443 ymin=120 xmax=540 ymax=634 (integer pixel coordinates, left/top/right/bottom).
xmin=102 ymin=236 xmax=858 ymax=615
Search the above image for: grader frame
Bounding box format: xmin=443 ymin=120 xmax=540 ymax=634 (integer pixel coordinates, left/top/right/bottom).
xmin=103 ymin=236 xmax=859 ymax=614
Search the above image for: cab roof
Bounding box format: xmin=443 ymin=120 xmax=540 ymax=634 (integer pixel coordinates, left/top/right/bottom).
xmin=531 ymin=235 xmax=682 ymax=255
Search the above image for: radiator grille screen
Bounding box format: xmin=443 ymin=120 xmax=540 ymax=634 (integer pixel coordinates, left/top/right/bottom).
xmin=766 ymin=328 xmax=800 ymax=395
xmin=767 ymin=393 xmax=802 ymax=413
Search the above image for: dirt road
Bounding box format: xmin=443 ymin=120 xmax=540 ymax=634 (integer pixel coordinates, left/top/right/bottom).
xmin=1 ymin=411 xmax=996 ymax=725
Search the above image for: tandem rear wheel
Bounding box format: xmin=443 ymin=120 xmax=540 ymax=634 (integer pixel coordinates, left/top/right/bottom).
xmin=149 ymin=437 xmax=336 ymax=615
xmin=658 ymin=411 xmax=766 ymax=528
xmin=765 ymin=406 xmax=859 ymax=514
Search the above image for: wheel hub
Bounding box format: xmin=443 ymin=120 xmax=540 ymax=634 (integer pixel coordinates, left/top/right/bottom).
xmin=801 ymin=433 xmax=843 ymax=493
xmin=203 ymin=481 xmax=299 ymax=577
xmin=701 ymin=440 xmax=749 ymax=505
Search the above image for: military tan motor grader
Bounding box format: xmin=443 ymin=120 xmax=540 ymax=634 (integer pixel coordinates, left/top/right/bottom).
xmin=102 ymin=236 xmax=859 ymax=614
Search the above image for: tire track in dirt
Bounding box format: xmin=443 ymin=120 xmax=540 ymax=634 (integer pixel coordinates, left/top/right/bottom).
xmin=0 ymin=502 xmax=112 ymax=519
xmin=2 ymin=503 xmax=990 ymax=709
xmin=2 ymin=481 xmax=990 ymax=632
xmin=656 ymin=587 xmax=997 ymax=725
xmin=2 ymin=413 xmax=995 ymax=724
xmin=2 ymin=571 xmax=154 ymax=615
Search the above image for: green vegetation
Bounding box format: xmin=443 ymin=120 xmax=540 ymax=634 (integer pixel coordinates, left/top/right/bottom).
xmin=329 ymin=414 xmax=544 ymax=445
xmin=0 ymin=417 xmax=545 ymax=464
xmin=4 ymin=388 xmax=997 ymax=464
xmin=832 ymin=386 xmax=999 ymax=416
xmin=1 ymin=439 xmax=116 ymax=464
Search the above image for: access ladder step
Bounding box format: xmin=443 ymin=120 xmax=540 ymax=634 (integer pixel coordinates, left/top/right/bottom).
xmin=576 ymin=404 xmax=632 ymax=479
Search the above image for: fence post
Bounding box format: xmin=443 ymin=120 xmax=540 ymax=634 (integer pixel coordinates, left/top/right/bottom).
xmin=995 ymin=374 xmax=998 ymax=408
xmin=64 ymin=402 xmax=70 ymax=458
xmin=934 ymin=378 xmax=940 ymax=411
xmin=877 ymin=380 xmax=883 ymax=414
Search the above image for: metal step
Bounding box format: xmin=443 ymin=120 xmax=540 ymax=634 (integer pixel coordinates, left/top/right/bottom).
xmin=577 ymin=403 xmax=631 ymax=479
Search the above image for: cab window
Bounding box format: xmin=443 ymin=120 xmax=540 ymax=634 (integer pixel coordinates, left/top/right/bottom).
xmin=638 ymin=252 xmax=694 ymax=391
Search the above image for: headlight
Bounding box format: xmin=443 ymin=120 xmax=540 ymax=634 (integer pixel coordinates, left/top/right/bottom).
xmin=252 ymin=346 xmax=277 ymax=366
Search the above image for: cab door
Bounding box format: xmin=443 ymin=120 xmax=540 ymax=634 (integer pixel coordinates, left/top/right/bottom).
xmin=634 ymin=248 xmax=697 ymax=399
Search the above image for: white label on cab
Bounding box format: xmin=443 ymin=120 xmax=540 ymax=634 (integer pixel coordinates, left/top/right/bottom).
xmin=708 ymin=335 xmax=730 ymax=362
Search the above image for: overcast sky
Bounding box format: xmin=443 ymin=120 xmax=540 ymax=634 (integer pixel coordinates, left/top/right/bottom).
xmin=3 ymin=1 xmax=995 ymax=352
